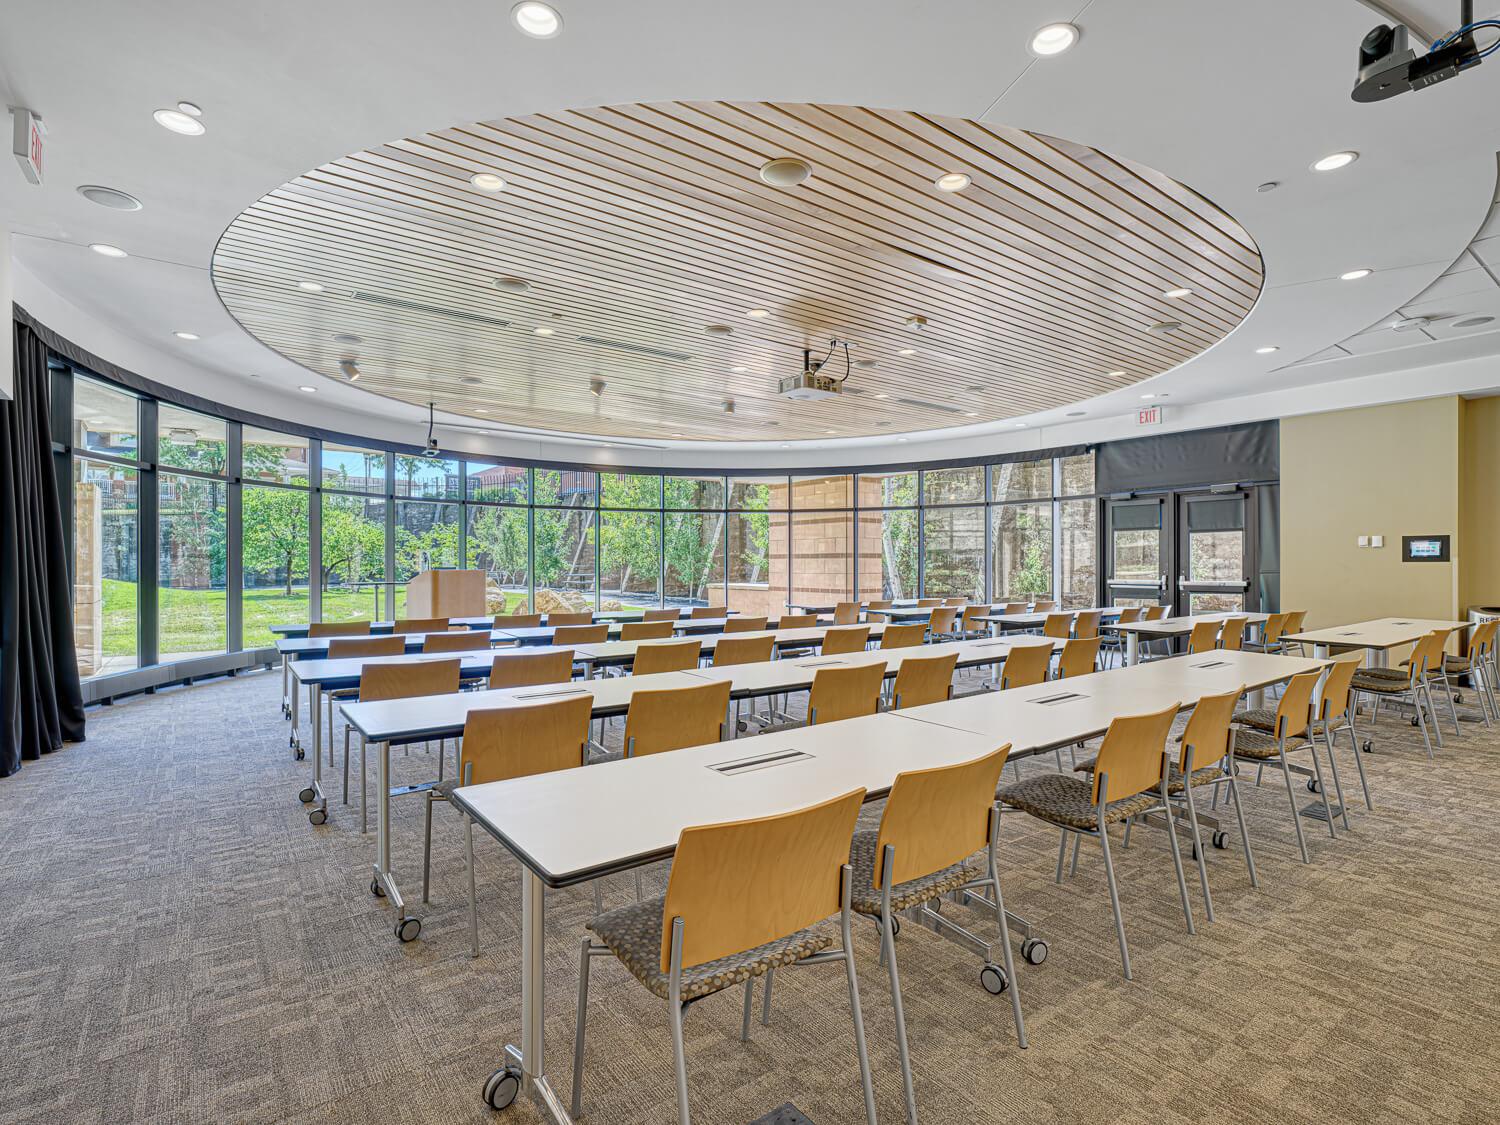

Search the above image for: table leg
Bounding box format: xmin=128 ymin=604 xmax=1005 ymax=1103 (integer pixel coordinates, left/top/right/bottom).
xmin=1126 ymin=632 xmax=1140 ymax=666
xmin=1370 ymin=647 xmax=1389 ymax=669
xmin=373 ymin=740 xmax=420 ymax=942
xmin=281 ymin=654 xmax=291 ymax=719
xmin=289 ymin=663 xmax=303 ymax=757
xmin=299 ymin=684 xmax=328 ymax=824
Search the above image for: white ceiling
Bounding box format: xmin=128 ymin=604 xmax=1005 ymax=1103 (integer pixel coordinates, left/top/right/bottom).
xmin=2 ymin=0 xmax=1499 ymax=467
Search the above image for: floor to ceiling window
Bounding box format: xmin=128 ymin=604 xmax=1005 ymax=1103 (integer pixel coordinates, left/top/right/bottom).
xmin=727 ymin=476 xmax=787 ymax=619
xmin=991 ymin=458 xmax=1056 ymax=604
xmin=664 ymin=474 xmax=726 ymax=609
xmin=790 ymin=475 xmax=854 ymax=609
xmin=321 ymin=442 xmax=388 ymax=623
xmin=465 ymin=460 xmax=530 ymax=616
xmin=856 ymin=470 xmax=918 ymax=603
xmin=599 ymin=473 xmax=663 ymax=611
xmin=240 ymin=427 xmax=311 ymax=647
xmin=157 ymin=405 xmax=228 ymax=659
xmin=533 ymin=469 xmax=597 ymax=611
xmin=922 ymin=467 xmax=985 ymax=601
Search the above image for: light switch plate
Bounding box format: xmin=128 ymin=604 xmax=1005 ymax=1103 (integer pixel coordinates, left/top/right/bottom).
xmin=1371 ymin=535 xmax=1384 ymax=548
xmin=1357 ymin=535 xmax=1370 ymax=547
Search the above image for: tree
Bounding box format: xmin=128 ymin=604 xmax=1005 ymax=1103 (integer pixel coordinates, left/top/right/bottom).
xmin=242 ymin=485 xmax=309 ymax=595
xmin=470 ymin=505 xmax=528 ymax=586
xmin=320 ymin=496 xmax=385 ymax=588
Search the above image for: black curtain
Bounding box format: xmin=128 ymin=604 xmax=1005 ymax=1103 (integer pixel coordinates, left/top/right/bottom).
xmin=1 ymin=322 xmax=85 ymax=777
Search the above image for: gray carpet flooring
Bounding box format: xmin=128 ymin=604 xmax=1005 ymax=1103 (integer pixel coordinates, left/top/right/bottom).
xmin=1 ymin=666 xmax=1498 ymax=1124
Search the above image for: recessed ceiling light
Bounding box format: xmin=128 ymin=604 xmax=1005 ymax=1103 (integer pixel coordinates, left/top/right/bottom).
xmin=1312 ymin=151 xmax=1358 ymax=172
xmin=671 ymin=432 xmax=683 ymax=437
xmin=1014 ymin=422 xmax=1027 ymax=428
xmin=730 ymin=366 xmax=748 ymax=373
xmin=172 ymin=331 xmax=199 ymax=340
xmin=1106 ymin=369 xmax=1127 ymax=377
xmin=470 ymin=172 xmax=507 ymax=192
xmin=1147 ymin=321 xmax=1183 ymax=335
xmin=460 ymin=375 xmax=482 ymax=385
xmin=856 ymin=359 xmax=877 ymax=368
xmin=475 ymin=408 xmax=489 ymax=414
xmin=333 ymin=334 xmax=361 ymax=345
xmin=897 ymin=437 xmax=908 ymax=443
xmin=1163 ymin=286 xmax=1193 ymax=299
xmin=705 ymin=325 xmax=733 ymax=335
xmin=153 ymin=108 xmax=205 ymax=135
xmin=824 ymin=429 xmax=837 ymax=435
xmin=1029 ymin=22 xmax=1080 ymax=56
xmin=76 ymin=185 xmax=142 ymax=211
xmin=758 ymin=157 xmax=812 ymax=188
xmin=511 ymin=1 xmax=563 ymax=38
xmin=964 ymin=411 xmax=978 ymax=417
xmin=533 ymin=326 xmax=556 ymax=336
xmin=177 ymin=101 xmax=203 ymax=117
xmin=1455 ymin=316 xmax=1496 ymax=329
xmin=935 ymin=172 xmax=971 ymax=192
xmin=781 ymin=443 xmax=791 ymax=449
xmin=1340 ymin=268 xmax=1373 ymax=281
xmin=746 ymin=308 xmax=770 ymax=319
xmin=495 ymin=276 xmax=530 ymax=294
xmin=1256 ymin=181 xmax=1281 ymax=193
xmin=1255 ymin=345 xmax=1280 ymax=354
xmin=1140 ymin=393 xmax=1156 ymax=399
xmin=89 ymin=243 xmax=127 ymax=258
xmin=299 ymin=385 xmax=317 ymax=393
xmin=298 ymin=281 xmax=325 ymax=292
xmin=897 ymin=348 xmax=916 ymax=356
xmin=1065 ymin=411 xmax=1086 ymax=417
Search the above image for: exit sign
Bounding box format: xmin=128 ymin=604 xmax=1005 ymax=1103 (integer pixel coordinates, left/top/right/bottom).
xmin=10 ymin=108 xmax=44 ymax=185
xmin=1137 ymin=404 xmax=1163 ymax=426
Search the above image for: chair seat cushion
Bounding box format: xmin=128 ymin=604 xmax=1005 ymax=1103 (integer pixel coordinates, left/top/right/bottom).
xmin=587 ymin=897 xmax=832 ymax=1002
xmin=1228 ymin=727 xmax=1310 ymax=760
xmin=1071 ymin=757 xmax=1223 ymax=794
xmin=1442 ymin=656 xmax=1472 ymax=673
xmin=1351 ymin=670 xmax=1412 ymax=694
xmin=1233 ymin=707 xmax=1278 ymax=732
xmin=999 ymin=772 xmax=1159 ymax=830
xmin=847 ymin=829 xmax=974 ymax=916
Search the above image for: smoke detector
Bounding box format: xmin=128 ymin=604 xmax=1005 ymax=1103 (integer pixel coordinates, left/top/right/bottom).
xmin=759 ymin=157 xmax=812 ymax=187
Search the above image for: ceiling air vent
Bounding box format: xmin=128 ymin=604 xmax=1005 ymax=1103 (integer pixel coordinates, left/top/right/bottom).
xmin=576 ymin=336 xmax=692 ymax=362
xmin=352 ymin=291 xmax=511 ymax=328
xmin=893 ymin=396 xmax=967 ymax=415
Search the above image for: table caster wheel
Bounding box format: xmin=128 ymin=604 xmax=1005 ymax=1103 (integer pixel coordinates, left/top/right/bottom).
xmin=1410 ymin=716 xmax=1419 ymax=727
xmin=309 ymin=808 xmax=327 ymax=826
xmin=483 ymin=1065 xmax=521 ymax=1110
xmin=1307 ymin=778 xmax=1321 ymax=794
xmin=890 ymin=916 xmax=900 ymax=938
xmin=294 ymin=746 xmax=305 ymax=761
xmin=287 ymin=731 xmax=295 ymax=747
xmin=1362 ymin=739 xmax=1374 ymax=753
xmin=1212 ymin=830 xmax=1229 ymax=850
xmin=371 ymin=878 xmax=386 ymax=898
xmin=980 ymin=963 xmax=1009 ymax=995
xmin=1021 ymin=938 xmax=1048 ymax=965
xmin=298 ymin=786 xmax=316 ymax=804
xmin=395 ymin=915 xmax=421 ymax=943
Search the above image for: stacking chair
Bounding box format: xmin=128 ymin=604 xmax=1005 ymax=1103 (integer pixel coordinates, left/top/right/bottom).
xmin=1350 ymin=630 xmax=1449 ymax=757
xmin=309 ymin=620 xmax=372 ymax=638
xmin=867 ymin=599 xmax=893 ymax=615
xmin=1247 ymin=612 xmax=1289 ymax=654
xmin=1101 ymin=606 xmax=1142 ymax=667
xmin=1280 ymin=610 xmax=1308 ymax=653
xmin=323 ymin=635 xmax=403 ymax=762
xmin=624 ymin=680 xmax=731 ymax=758
xmin=489 ymin=648 xmax=575 ymax=689
xmin=644 ymin=608 xmax=682 ymax=623
xmin=999 ymin=642 xmax=1052 ymax=690
xmin=1032 ymin=600 xmax=1058 ymax=613
xmin=942 ymin=596 xmax=967 ymax=607
xmin=821 ymin=625 xmax=872 ymax=655
xmin=928 ymin=606 xmax=961 ymax=641
xmin=549 ymin=611 xmax=595 ymax=627
xmin=1185 ymin=620 xmax=1221 ymax=655
xmin=1229 ymin=670 xmax=1333 ymax=862
xmin=348 ymin=659 xmax=462 ymax=831
xmin=880 ymin=623 xmax=929 ymax=650
xmin=916 ymin=598 xmax=941 ymax=608
xmin=888 ymin=651 xmax=958 ymax=709
xmin=833 ymin=601 xmax=862 ymax=625
xmin=1139 ymin=604 xmax=1170 ymax=659
xmin=493 ymin=613 xmax=543 ymax=629
xmin=632 ymin=639 xmax=704 ymax=676
xmin=713 ymin=635 xmax=775 ymax=667
xmin=1056 ymin=636 xmax=1102 ymax=680
xmin=394 ymin=617 xmax=449 ymax=634
xmin=1002 ymin=603 xmax=1028 ymax=614
xmin=724 ymin=615 xmax=769 ymax=633
xmin=1408 ymin=627 xmax=1462 ymax=738
xmin=554 ymin=623 xmax=609 ymax=646
xmin=622 ymin=620 xmax=674 ymax=641
xmin=689 ymin=606 xmax=723 ymax=619
xmin=1042 ymin=612 xmax=1072 ymax=640
xmin=1218 ymin=617 xmax=1248 ymax=651
xmin=1443 ymin=618 xmax=1498 ymax=725
xmin=1001 ymin=702 xmax=1191 ymax=979
xmin=807 ymin=662 xmax=887 ymax=725
xmin=423 ymin=630 xmax=493 ymax=653
xmin=1073 ymin=610 xmax=1102 ymax=640
xmin=957 ymin=604 xmax=993 ymax=639
xmin=849 ymin=748 xmax=1027 ymax=1119
xmin=777 ymin=613 xmax=818 ymax=629
xmin=420 ymin=696 xmax=592 ymax=954
xmin=572 ymin=790 xmax=877 ymax=1125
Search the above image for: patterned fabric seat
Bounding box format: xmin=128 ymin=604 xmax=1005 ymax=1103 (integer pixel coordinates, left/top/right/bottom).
xmin=1351 ymin=669 xmax=1413 ymax=694
xmin=1442 ymin=655 xmax=1474 ymax=673
xmin=587 ymin=897 xmax=832 ymax=1002
xmin=1226 ymin=726 xmax=1309 ymax=760
xmin=999 ymin=772 xmax=1159 ymax=831
xmin=847 ymin=829 xmax=974 ymax=915
xmin=1070 ymin=756 xmax=1223 ymax=793
xmin=1231 ymin=707 xmax=1278 ymax=732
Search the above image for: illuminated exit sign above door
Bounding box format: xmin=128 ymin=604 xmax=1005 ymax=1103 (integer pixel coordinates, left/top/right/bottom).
xmin=1137 ymin=404 xmax=1163 ymax=427
xmin=10 ymin=108 xmax=44 ymax=185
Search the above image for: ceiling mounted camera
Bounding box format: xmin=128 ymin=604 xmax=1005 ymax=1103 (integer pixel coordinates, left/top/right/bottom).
xmin=1353 ymin=2 xmax=1496 ymax=102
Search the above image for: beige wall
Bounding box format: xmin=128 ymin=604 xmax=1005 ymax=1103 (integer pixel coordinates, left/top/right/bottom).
xmin=1461 ymin=395 xmax=1500 ymax=611
xmin=1281 ymin=398 xmax=1461 ymax=629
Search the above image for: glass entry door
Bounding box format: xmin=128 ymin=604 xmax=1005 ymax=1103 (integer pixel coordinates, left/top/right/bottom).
xmin=1105 ymin=497 xmax=1167 ymax=607
xmin=1175 ymin=492 xmax=1251 ymax=614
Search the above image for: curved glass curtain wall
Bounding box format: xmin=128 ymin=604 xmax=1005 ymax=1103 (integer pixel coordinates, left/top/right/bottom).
xmin=56 ymin=360 xmax=1100 ymax=683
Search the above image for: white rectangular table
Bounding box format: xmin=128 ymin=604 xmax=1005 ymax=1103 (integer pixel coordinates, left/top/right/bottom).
xmin=1110 ymin=612 xmax=1269 ymax=666
xmin=1282 ymin=617 xmax=1471 ymax=667
xmin=569 ymin=622 xmax=890 ymax=674
xmin=978 ymin=606 xmax=1124 ymax=635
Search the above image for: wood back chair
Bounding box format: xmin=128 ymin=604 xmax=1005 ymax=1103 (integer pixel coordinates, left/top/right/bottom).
xmin=1073 ymin=610 xmax=1102 ymax=640
xmin=1032 ymin=600 xmax=1058 ymax=613
xmin=1318 ymin=657 xmax=1363 ymax=724
xmin=1282 ymin=609 xmax=1308 ymax=636
xmin=359 ymin=658 xmax=461 ymax=703
xmin=328 ymin=635 xmax=404 ymax=659
xmin=1114 ymin=606 xmax=1143 ymax=625
xmin=712 ymin=635 xmax=776 ymax=667
xmin=309 ymin=620 xmax=372 ymax=638
xmin=458 ymin=696 xmax=593 ymax=785
xmin=959 ymin=605 xmax=992 ymax=634
xmin=631 ymin=639 xmax=704 ymax=676
xmin=928 ymin=606 xmax=960 ymax=638
xmin=999 ymin=642 xmax=1053 ymax=690
xmin=621 ymin=620 xmax=674 ymax=641
xmin=624 ymin=680 xmax=731 ymax=758
xmin=724 ymin=615 xmax=769 ymax=633
xmin=689 ymin=606 xmax=723 ymax=619
xmin=548 ymin=611 xmax=596 ymax=627
xmin=890 ymin=652 xmax=958 ymax=709
xmin=916 ymin=598 xmax=942 ymax=608
xmin=553 ymin=623 xmax=609 ymax=645
xmin=1260 ymin=612 xmax=1290 ymax=648
xmin=1186 ymin=620 xmax=1222 ymax=654
xmin=660 ymin=788 xmax=865 ymax=972
xmin=1056 ymin=636 xmax=1102 ymax=680
xmin=393 ymin=617 xmax=449 ymax=635
xmin=1178 ymin=686 xmax=1241 ymax=772
xmin=833 ymin=601 xmax=861 ymax=625
xmin=1042 ymin=612 xmax=1073 ymax=639
xmin=1218 ymin=617 xmax=1248 ymax=651
xmin=489 ymin=648 xmax=575 ymax=689
xmin=1002 ymin=603 xmax=1028 ymax=614
xmin=880 ymin=623 xmax=929 ymax=650
xmin=808 ymin=662 xmax=887 ymax=725
xmin=494 ymin=613 xmax=543 ymax=629
xmin=643 ymin=608 xmax=681 ymax=622
xmin=423 ymin=630 xmax=494 ymax=653
xmin=821 ymin=625 xmax=871 ymax=655
xmin=1090 ymin=702 xmax=1180 ymax=803
xmin=1143 ymin=605 xmax=1169 ymax=621
xmin=1272 ymin=671 xmax=1320 ymax=739
xmin=871 ymin=748 xmax=1010 ymax=888
xmin=867 ymin=600 xmax=893 ymax=613
xmin=777 ymin=613 xmax=818 ymax=630
xmin=942 ymin=597 xmax=967 ymax=607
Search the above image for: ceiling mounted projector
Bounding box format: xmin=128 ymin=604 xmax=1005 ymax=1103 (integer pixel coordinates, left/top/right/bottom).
xmin=779 ymin=340 xmax=851 ymax=401
xmin=1353 ymin=3 xmax=1495 ymax=102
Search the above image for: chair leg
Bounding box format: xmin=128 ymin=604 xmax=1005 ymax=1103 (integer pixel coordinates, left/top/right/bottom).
xmin=881 ymin=912 xmax=918 ymax=1124
xmin=1096 ymin=825 xmax=1132 ymax=980
xmin=1068 ymin=834 xmax=1082 ymax=877
xmin=1321 ymin=729 xmax=1352 ymax=831
xmin=467 ymin=816 xmax=480 ymax=958
xmin=342 ymin=725 xmax=351 ymax=805
xmin=1225 ymin=775 xmax=1259 ymax=888
xmin=421 ymin=792 xmax=435 ymax=904
xmin=668 ymin=997 xmax=691 ymax=1125
xmin=1277 ymin=749 xmax=1311 ymax=863
xmin=327 ymin=694 xmax=336 ymax=767
xmin=1054 ymin=829 xmax=1068 ymax=884
xmin=1160 ymin=785 xmax=1196 ymax=936
xmin=761 ymin=967 xmax=774 ymax=1025
xmin=840 ymin=922 xmax=879 ymax=1125
xmin=592 ymin=880 xmax=603 ymax=916
xmin=360 ymin=734 xmax=369 ymax=834
xmin=740 ymin=979 xmax=755 ymax=1044
xmin=985 ymin=867 xmax=1028 ymax=1048
xmin=1439 ymin=672 xmax=1461 ymax=735
xmin=1424 ymin=682 xmax=1445 ymax=749
xmin=1180 ymin=787 xmax=1215 ymax=922
xmin=571 ymin=938 xmax=594 ymax=1119
xmin=1307 ymin=745 xmax=1337 ymax=839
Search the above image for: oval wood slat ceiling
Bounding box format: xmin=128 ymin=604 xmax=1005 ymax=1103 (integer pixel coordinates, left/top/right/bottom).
xmin=211 ymin=101 xmax=1263 ymax=443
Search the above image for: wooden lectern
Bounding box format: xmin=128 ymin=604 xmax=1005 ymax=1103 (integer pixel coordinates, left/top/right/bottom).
xmin=405 ymin=568 xmax=486 ymax=618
